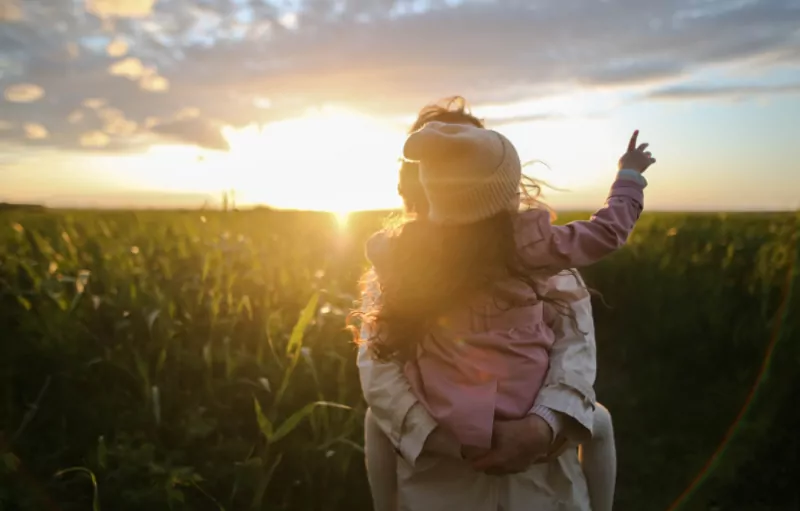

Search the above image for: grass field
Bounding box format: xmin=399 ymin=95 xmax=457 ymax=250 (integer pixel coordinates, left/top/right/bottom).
xmin=1 ymin=208 xmax=798 ymax=511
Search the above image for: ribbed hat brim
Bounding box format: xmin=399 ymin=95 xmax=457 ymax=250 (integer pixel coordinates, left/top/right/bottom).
xmin=424 ymin=135 xmax=522 ymax=224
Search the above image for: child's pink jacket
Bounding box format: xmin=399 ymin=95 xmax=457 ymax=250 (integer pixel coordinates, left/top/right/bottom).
xmin=368 ymin=175 xmax=645 ymax=449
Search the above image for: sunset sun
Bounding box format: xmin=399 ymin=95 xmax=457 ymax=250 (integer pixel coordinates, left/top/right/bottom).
xmin=123 ymin=106 xmax=407 ymax=214
xmin=219 ymin=107 xmax=406 ymax=212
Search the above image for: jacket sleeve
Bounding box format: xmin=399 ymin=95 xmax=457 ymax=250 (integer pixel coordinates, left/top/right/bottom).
xmin=356 ymin=269 xmax=437 ymax=466
xmin=517 ymin=172 xmax=645 ymax=271
xmin=530 ymin=270 xmax=598 ymax=443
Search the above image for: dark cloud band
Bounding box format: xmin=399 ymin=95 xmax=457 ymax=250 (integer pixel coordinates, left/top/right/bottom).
xmin=1 ymin=0 xmax=798 ymax=152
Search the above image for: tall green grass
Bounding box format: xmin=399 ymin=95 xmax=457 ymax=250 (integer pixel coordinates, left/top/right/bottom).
xmin=0 ymin=209 xmax=797 ymax=510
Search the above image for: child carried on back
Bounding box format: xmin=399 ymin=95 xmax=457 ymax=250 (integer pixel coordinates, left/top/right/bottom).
xmin=361 ymin=121 xmax=656 ymax=511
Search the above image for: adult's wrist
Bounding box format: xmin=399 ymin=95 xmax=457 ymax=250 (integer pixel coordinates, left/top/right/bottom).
xmin=525 ymin=413 xmax=554 ymax=448
xmin=530 ymin=405 xmax=563 ymax=442
xmin=423 ymin=425 xmax=461 ymax=459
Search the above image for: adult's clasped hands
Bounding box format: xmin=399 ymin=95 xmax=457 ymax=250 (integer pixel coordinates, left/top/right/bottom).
xmin=424 ymin=414 xmax=560 ymax=476
xmin=469 ymin=415 xmax=559 ymax=475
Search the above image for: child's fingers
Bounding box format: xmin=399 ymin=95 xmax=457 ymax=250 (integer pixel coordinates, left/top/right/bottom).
xmin=637 ymin=143 xmax=649 ymax=153
xmin=627 ymin=130 xmax=639 ymax=152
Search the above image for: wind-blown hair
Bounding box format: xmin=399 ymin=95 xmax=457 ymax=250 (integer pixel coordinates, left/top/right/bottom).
xmin=351 ymin=96 xmax=577 ymax=362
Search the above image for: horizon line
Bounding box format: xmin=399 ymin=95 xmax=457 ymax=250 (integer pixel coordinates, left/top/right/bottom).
xmin=2 ymin=202 xmax=797 ymax=215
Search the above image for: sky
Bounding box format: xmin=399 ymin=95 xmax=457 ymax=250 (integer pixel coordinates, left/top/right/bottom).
xmin=1 ymin=0 xmax=799 ymax=212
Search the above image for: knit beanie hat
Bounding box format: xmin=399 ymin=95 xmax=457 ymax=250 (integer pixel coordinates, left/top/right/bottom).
xmin=402 ymin=121 xmax=521 ymax=225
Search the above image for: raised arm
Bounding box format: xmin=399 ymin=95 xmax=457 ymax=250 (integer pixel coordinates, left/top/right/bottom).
xmin=517 ymin=130 xmax=655 ymax=271
xmin=517 ymin=173 xmax=645 ymax=271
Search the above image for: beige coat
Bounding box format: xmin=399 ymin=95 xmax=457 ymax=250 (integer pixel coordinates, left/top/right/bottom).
xmin=357 ymin=271 xmax=599 ymax=511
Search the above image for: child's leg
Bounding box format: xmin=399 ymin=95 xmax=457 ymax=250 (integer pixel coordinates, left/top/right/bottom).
xmin=580 ymin=403 xmax=617 ymax=511
xmin=364 ymin=408 xmax=399 ymax=511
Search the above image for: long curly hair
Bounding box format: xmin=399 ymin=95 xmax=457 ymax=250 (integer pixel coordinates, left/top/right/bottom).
xmin=351 ymin=96 xmax=578 ymax=363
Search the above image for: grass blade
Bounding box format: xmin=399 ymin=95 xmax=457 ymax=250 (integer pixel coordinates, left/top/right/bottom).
xmin=274 ymin=292 xmax=319 ymax=408
xmin=271 ymin=401 xmax=351 ymax=444
xmin=253 ymin=396 xmax=273 ymax=441
xmin=55 ymin=467 xmax=101 ymax=511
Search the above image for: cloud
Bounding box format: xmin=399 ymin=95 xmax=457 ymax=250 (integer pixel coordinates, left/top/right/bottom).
xmin=577 ymin=60 xmax=687 ymax=87
xmin=0 ymin=0 xmax=23 ymax=22
xmin=0 ymin=0 xmax=799 ymax=152
xmin=646 ymin=82 xmax=800 ymax=101
xmin=151 ymin=118 xmax=230 ymax=151
xmin=85 ymin=0 xmax=157 ymax=19
xmin=4 ymin=83 xmax=44 ymax=102
xmin=488 ymin=113 xmax=572 ymax=127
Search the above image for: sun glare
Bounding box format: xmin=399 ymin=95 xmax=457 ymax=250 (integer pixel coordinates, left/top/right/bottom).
xmin=117 ymin=104 xmax=615 ymax=213
xmin=498 ymin=117 xmax=616 ymax=191
xmin=125 ymin=106 xmax=406 ymax=213
xmin=333 ymin=210 xmax=350 ymax=228
xmin=219 ymin=106 xmax=406 ymax=212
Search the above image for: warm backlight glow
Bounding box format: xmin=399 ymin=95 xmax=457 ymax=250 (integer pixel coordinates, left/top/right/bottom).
xmin=497 ymin=117 xmax=617 ymax=191
xmin=333 ymin=210 xmax=350 ymax=228
xmin=98 ymin=104 xmax=620 ymax=213
xmin=123 ymin=106 xmax=407 ymax=213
